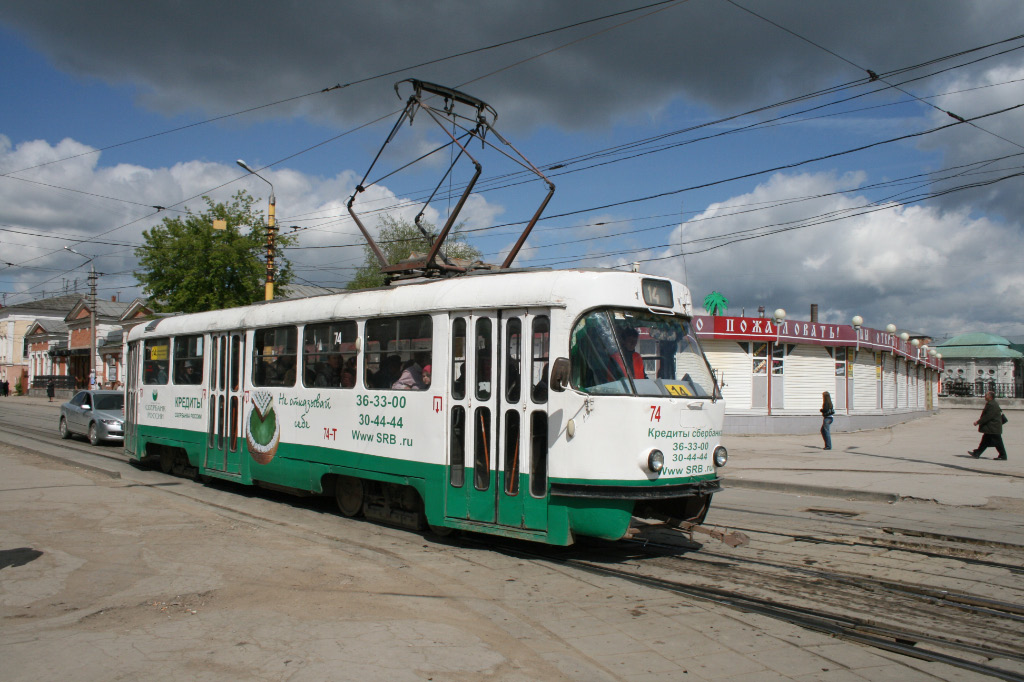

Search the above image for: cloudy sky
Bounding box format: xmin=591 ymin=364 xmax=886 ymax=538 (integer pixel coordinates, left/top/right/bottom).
xmin=2 ymin=0 xmax=1023 ymax=339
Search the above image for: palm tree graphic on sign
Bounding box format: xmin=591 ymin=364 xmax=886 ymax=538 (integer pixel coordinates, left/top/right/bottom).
xmin=703 ymin=291 xmax=728 ymax=316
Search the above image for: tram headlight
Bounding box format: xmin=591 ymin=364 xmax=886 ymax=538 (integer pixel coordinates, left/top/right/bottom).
xmin=647 ymin=449 xmax=665 ymax=473
xmin=713 ymin=446 xmax=728 ymax=468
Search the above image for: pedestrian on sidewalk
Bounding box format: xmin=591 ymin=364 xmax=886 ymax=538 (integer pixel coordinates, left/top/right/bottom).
xmin=968 ymin=391 xmax=1007 ymax=460
xmin=46 ymin=379 xmax=55 ymax=402
xmin=820 ymin=391 xmax=834 ymax=450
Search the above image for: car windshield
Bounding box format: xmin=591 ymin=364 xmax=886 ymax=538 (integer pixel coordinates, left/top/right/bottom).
xmin=94 ymin=394 xmax=124 ymax=411
xmin=569 ymin=308 xmax=718 ymax=398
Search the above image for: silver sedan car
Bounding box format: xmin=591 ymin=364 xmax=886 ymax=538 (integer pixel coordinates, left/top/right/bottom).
xmin=59 ymin=390 xmax=125 ymax=445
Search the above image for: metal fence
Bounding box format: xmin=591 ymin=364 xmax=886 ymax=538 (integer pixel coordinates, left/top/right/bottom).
xmin=939 ymin=379 xmax=1019 ymax=398
xmin=30 ymin=375 xmax=78 ymax=390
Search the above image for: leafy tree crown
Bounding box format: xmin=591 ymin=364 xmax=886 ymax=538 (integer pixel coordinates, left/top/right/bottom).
xmin=134 ymin=190 xmax=294 ymax=313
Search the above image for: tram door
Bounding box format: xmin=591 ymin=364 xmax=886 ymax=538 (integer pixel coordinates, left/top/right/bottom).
xmin=124 ymin=341 xmax=140 ymax=458
xmin=446 ymin=312 xmax=498 ymax=523
xmin=497 ymin=310 xmax=550 ymax=531
xmin=205 ymin=331 xmax=245 ymax=475
xmin=446 ymin=311 xmax=550 ymax=531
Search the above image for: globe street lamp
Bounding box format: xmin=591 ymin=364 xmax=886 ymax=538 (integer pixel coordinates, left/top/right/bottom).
xmin=237 ymin=160 xmax=277 ymax=301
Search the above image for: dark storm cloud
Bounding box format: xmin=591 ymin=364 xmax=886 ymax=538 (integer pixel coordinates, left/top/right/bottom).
xmin=2 ymin=0 xmax=1021 ymax=131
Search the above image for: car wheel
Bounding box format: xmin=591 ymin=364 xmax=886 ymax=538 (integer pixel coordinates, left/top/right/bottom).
xmin=60 ymin=417 xmax=73 ymax=440
xmin=88 ymin=423 xmax=100 ymax=446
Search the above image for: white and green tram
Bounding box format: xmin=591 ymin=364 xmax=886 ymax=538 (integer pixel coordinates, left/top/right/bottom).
xmin=124 ymin=268 xmax=728 ymax=545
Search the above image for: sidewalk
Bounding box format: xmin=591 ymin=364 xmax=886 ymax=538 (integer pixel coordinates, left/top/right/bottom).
xmin=721 ymin=409 xmax=1022 ymax=507
xmin=3 ymin=394 xmax=1020 ymax=508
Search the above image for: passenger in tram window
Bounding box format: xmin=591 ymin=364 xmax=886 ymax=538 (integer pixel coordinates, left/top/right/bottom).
xmin=315 ymin=353 xmax=342 ymax=387
xmin=254 ymin=360 xmax=271 ymax=386
xmin=340 ymin=366 xmax=356 ymax=388
xmin=176 ymin=360 xmax=198 ymax=385
xmin=613 ymin=327 xmax=646 ymax=380
xmin=421 ymin=364 xmax=432 ymax=388
xmin=274 ymin=355 xmax=296 ymax=386
xmin=371 ymin=354 xmax=403 ymax=388
xmin=393 ymin=353 xmax=430 ymax=390
xmin=304 ymin=361 xmax=318 ymax=387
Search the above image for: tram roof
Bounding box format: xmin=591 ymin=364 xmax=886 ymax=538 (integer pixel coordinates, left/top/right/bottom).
xmin=127 ymin=268 xmax=692 ymax=340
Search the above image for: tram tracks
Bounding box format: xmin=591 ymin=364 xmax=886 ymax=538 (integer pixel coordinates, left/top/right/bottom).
xmin=555 ymin=553 xmax=1024 ymax=682
xmin=606 ymin=521 xmax=1024 ymax=680
xmin=464 ymin=532 xmax=1024 ymax=679
xmin=698 ymin=503 xmax=1024 ymax=576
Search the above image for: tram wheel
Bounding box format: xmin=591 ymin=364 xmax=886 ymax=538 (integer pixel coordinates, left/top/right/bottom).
xmin=334 ymin=476 xmax=364 ymax=517
xmin=159 ymin=451 xmax=174 ymax=474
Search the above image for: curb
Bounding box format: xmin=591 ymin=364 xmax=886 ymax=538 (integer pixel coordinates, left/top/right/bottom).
xmin=721 ymin=478 xmax=899 ymax=504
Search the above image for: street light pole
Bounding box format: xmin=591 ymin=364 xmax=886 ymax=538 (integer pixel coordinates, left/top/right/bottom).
xmin=237 ymin=160 xmax=277 ymax=301
xmin=65 ymin=246 xmax=97 ymax=388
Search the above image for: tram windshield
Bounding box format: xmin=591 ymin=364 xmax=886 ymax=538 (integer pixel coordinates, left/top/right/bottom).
xmin=570 ymin=309 xmax=717 ymax=398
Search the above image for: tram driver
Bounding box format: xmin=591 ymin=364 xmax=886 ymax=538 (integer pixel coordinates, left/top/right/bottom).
xmin=614 ymin=326 xmax=646 ymax=380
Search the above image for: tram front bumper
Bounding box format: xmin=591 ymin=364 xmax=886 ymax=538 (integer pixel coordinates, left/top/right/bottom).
xmin=549 ymin=478 xmax=721 ymax=500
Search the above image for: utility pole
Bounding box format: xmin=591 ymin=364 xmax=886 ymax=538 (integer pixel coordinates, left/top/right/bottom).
xmin=88 ymin=263 xmax=97 ymax=388
xmin=265 ymin=194 xmax=276 ymax=301
xmin=237 ymin=160 xmax=277 ymax=301
xmin=65 ymin=246 xmax=97 ymax=388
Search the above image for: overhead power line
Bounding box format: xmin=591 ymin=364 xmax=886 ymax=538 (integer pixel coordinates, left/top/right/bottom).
xmin=0 ymin=0 xmax=681 ymax=179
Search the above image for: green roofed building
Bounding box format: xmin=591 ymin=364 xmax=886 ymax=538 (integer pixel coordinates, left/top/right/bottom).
xmin=936 ymin=332 xmax=1022 ymax=398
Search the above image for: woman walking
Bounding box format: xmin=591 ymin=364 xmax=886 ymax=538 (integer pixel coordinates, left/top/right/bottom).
xmin=820 ymin=391 xmax=835 ymax=450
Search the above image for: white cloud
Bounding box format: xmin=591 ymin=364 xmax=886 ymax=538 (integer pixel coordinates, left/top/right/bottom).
xmin=638 ymin=172 xmax=1024 ymax=338
xmin=0 ymin=137 xmax=507 ymax=300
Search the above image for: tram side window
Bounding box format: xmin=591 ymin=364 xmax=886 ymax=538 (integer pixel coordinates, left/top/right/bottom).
xmin=505 ymin=318 xmax=521 ymax=403
xmin=364 ymin=315 xmax=432 ymax=390
xmin=531 ymin=316 xmax=550 ymax=404
xmin=143 ymin=339 xmax=170 ymax=385
xmin=451 ymin=318 xmax=466 ymax=400
xmin=476 ymin=318 xmax=492 ymax=400
xmin=474 ymin=407 xmax=491 ymax=491
xmin=303 ymin=321 xmax=358 ymax=389
xmin=530 ymin=411 xmax=548 ymax=497
xmin=173 ymin=334 xmax=204 ymax=385
xmin=504 ymin=410 xmax=520 ymax=495
xmin=252 ymin=326 xmax=298 ymax=387
xmin=450 ymin=406 xmax=465 ymax=487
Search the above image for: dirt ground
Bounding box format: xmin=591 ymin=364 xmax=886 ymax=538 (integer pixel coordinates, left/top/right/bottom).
xmin=1 ymin=443 xmax=980 ymax=682
xmin=1 ymin=445 xmax=589 ymax=681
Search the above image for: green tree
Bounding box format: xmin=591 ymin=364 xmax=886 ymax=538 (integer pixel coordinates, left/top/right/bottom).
xmin=135 ymin=191 xmax=294 ymax=313
xmin=703 ymin=291 xmax=729 ymax=316
xmin=347 ymin=215 xmax=482 ymax=290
